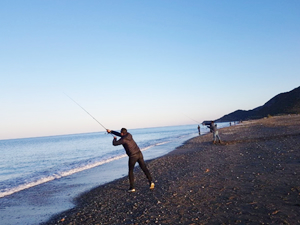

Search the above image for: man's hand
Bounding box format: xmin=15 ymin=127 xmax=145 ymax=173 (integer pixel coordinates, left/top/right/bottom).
xmin=107 ymin=129 xmax=111 ymax=133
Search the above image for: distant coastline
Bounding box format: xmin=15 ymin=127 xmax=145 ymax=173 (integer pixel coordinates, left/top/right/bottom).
xmin=215 ymin=86 xmax=300 ymax=122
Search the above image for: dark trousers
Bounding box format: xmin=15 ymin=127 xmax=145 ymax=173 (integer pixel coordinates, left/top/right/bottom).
xmin=128 ymin=151 xmax=152 ymax=189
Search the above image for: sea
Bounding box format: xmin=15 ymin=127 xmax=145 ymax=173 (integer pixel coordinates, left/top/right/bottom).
xmin=0 ymin=123 xmax=229 ymax=225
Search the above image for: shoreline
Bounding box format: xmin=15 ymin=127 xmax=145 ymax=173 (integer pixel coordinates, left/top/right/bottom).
xmin=44 ymin=115 xmax=300 ymax=224
xmin=0 ymin=125 xmax=200 ymax=225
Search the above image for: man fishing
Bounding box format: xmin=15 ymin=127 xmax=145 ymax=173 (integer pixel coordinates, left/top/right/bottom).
xmin=107 ymin=128 xmax=155 ymax=193
xmin=64 ymin=94 xmax=154 ymax=192
xmin=207 ymin=121 xmax=222 ymax=144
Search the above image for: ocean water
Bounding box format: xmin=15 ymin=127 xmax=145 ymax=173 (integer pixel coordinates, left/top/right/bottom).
xmin=0 ymin=125 xmax=198 ymax=198
xmin=0 ymin=123 xmax=229 ymax=224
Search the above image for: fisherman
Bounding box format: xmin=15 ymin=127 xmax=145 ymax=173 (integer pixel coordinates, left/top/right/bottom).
xmin=198 ymin=125 xmax=201 ymax=135
xmin=207 ymin=121 xmax=221 ymax=144
xmin=107 ymin=128 xmax=155 ymax=193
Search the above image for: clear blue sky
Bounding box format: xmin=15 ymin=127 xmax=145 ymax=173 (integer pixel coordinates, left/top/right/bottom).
xmin=1 ymin=0 xmax=299 ymax=140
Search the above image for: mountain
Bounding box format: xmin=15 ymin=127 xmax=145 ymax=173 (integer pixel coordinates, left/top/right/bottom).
xmin=215 ymin=86 xmax=300 ymax=122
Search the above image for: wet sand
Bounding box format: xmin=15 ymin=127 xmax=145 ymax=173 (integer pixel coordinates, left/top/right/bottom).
xmin=44 ymin=115 xmax=300 ymax=224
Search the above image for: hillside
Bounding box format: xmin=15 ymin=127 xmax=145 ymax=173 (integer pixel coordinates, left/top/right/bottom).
xmin=216 ymin=86 xmax=300 ymax=122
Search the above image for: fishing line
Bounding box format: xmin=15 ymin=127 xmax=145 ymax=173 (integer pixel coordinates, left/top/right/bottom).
xmin=182 ymin=113 xmax=201 ymax=124
xmin=64 ymin=93 xmax=111 ymax=134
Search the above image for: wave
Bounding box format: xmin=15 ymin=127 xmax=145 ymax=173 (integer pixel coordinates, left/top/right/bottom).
xmin=0 ymin=139 xmax=175 ymax=198
xmin=0 ymin=153 xmax=127 ymax=198
xmin=140 ymin=141 xmax=171 ymax=151
xmin=0 ymin=128 xmax=199 ymax=198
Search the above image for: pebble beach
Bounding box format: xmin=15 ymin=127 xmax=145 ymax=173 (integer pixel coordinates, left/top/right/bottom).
xmin=44 ymin=115 xmax=300 ymax=225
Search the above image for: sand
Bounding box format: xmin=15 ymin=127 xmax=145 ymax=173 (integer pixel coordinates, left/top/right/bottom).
xmin=43 ymin=115 xmax=300 ymax=225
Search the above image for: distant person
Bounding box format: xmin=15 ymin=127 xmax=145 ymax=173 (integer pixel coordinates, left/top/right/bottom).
xmin=207 ymin=121 xmax=221 ymax=144
xmin=198 ymin=125 xmax=201 ymax=135
xmin=107 ymin=128 xmax=155 ymax=193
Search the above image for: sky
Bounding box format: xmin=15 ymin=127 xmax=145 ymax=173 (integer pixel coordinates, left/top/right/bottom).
xmin=1 ymin=0 xmax=300 ymax=140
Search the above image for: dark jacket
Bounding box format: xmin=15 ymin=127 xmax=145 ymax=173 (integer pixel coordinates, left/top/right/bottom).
xmin=111 ymin=131 xmax=141 ymax=157
xmin=207 ymin=123 xmax=217 ymax=133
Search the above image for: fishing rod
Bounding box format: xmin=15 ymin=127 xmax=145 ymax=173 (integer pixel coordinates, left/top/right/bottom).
xmin=64 ymin=93 xmax=112 ymax=135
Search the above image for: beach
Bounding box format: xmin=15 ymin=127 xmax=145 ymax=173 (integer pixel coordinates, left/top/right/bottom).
xmin=44 ymin=115 xmax=300 ymax=225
